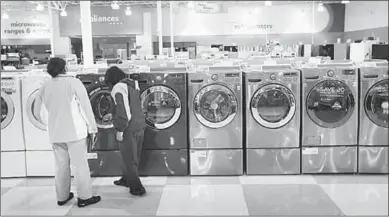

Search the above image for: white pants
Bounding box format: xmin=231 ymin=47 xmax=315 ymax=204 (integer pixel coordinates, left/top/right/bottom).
xmin=52 ymin=138 xmax=92 ymax=201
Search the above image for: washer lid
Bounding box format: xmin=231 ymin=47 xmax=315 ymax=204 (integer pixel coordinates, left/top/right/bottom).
xmin=251 ymin=84 xmax=296 ymax=129
xmin=306 ymin=80 xmax=355 ymax=128
xmin=1 ymin=91 xmax=15 ymax=130
xmin=364 ymin=79 xmax=389 ymax=128
xmin=194 ymin=84 xmax=238 ymax=129
xmin=141 ymin=85 xmax=181 ymax=130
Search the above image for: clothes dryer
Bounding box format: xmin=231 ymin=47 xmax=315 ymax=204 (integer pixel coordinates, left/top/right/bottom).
xmin=22 ymin=74 xmax=54 ymax=176
xmin=359 ymin=62 xmax=388 ymax=173
xmin=245 ymin=65 xmax=301 ymax=175
xmin=133 ymin=66 xmax=189 ymax=176
xmin=1 ymin=74 xmax=26 ymax=177
xmin=301 ymin=63 xmax=358 ymax=174
xmin=188 ymin=66 xmax=243 ymax=175
xmin=76 ymin=72 xmax=122 ymax=177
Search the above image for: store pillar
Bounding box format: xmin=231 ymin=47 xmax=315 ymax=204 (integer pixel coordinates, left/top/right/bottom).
xmin=80 ymin=1 xmax=94 ymax=67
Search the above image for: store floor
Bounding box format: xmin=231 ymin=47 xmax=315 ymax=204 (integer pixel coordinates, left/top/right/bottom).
xmin=1 ymin=175 xmax=388 ymax=216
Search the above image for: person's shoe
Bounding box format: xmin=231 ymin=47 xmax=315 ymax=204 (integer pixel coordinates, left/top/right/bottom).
xmin=130 ymin=186 xmax=146 ymax=196
xmin=113 ymin=177 xmax=128 ymax=187
xmin=77 ymin=196 xmax=101 ymax=208
xmin=57 ymin=192 xmax=74 ymax=206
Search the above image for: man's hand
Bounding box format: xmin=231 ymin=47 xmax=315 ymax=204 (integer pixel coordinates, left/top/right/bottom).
xmin=88 ymin=133 xmax=97 ymax=149
xmin=116 ymin=132 xmax=124 ymax=142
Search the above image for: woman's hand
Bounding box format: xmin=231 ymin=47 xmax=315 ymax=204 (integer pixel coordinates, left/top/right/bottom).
xmin=116 ymin=132 xmax=124 ymax=142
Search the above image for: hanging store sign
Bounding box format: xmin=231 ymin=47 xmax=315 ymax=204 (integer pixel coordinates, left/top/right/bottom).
xmin=1 ymin=12 xmax=51 ymax=39
xmin=194 ymin=2 xmax=222 ymax=13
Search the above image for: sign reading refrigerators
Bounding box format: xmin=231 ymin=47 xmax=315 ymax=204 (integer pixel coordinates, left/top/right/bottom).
xmin=1 ymin=12 xmax=51 ymax=39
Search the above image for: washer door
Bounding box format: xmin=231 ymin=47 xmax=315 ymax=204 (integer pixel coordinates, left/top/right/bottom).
xmin=306 ymin=80 xmax=355 ymax=128
xmin=251 ymin=84 xmax=296 ymax=129
xmin=89 ymin=87 xmax=114 ymax=129
xmin=194 ymin=84 xmax=238 ymax=129
xmin=26 ymin=89 xmax=47 ymax=130
xmin=364 ymin=79 xmax=389 ymax=128
xmin=1 ymin=91 xmax=14 ymax=130
xmin=141 ymin=85 xmax=181 ymax=130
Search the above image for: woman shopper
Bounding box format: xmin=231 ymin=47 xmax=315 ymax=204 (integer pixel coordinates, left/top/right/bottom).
xmin=33 ymin=57 xmax=101 ymax=207
xmin=104 ymin=66 xmax=147 ymax=196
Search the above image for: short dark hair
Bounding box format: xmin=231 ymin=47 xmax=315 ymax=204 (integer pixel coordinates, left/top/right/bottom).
xmin=47 ymin=57 xmax=66 ymax=77
xmin=105 ymin=66 xmax=126 ymax=86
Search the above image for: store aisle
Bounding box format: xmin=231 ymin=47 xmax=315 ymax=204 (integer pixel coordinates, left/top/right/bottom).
xmin=1 ymin=175 xmax=388 ymax=216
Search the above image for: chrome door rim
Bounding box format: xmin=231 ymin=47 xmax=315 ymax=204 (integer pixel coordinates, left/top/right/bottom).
xmin=141 ymin=85 xmax=182 ymax=130
xmin=26 ymin=89 xmax=47 ymax=131
xmin=364 ymin=79 xmax=389 ymax=128
xmin=251 ymin=84 xmax=296 ymax=129
xmin=89 ymin=88 xmax=114 ymax=129
xmin=193 ymin=84 xmax=238 ymax=129
xmin=1 ymin=91 xmax=15 ymax=130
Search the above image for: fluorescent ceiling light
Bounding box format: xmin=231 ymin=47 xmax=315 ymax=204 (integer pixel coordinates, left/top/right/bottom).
xmin=36 ymin=3 xmax=44 ymax=11
xmin=111 ymin=1 xmax=120 ymax=10
xmin=60 ymin=10 xmax=67 ymax=17
xmin=125 ymin=7 xmax=132 ymax=16
xmin=341 ymin=1 xmax=350 ymax=4
xmin=265 ymin=1 xmax=272 ymax=6
xmin=2 ymin=13 xmax=9 ymax=19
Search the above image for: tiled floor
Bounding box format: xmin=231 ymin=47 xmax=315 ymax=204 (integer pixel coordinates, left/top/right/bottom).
xmin=1 ymin=175 xmax=388 ymax=216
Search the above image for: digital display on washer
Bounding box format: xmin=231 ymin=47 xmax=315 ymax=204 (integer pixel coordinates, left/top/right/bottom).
xmin=306 ymin=80 xmax=355 ymax=128
xmin=364 ymin=79 xmax=389 ymax=128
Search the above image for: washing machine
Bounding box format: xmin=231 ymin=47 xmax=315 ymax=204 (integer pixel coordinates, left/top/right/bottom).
xmin=21 ymin=74 xmax=57 ymax=177
xmin=76 ymin=71 xmax=122 ymax=177
xmin=301 ymin=63 xmax=358 ymax=174
xmin=359 ymin=62 xmax=388 ymax=173
xmin=133 ymin=66 xmax=189 ymax=176
xmin=188 ymin=66 xmax=243 ymax=175
xmin=245 ymin=64 xmax=301 ymax=175
xmin=1 ymin=74 xmax=26 ymax=177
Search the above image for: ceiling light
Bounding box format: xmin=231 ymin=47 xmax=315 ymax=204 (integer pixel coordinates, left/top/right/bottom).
xmin=188 ymin=1 xmax=195 ymax=9
xmin=341 ymin=1 xmax=350 ymax=4
xmin=60 ymin=10 xmax=67 ymax=17
xmin=2 ymin=13 xmax=9 ymax=19
xmin=265 ymin=1 xmax=272 ymax=6
xmin=317 ymin=3 xmax=325 ymax=12
xmin=111 ymin=1 xmax=120 ymax=10
xmin=36 ymin=3 xmax=44 ymax=11
xmin=125 ymin=7 xmax=132 ymax=16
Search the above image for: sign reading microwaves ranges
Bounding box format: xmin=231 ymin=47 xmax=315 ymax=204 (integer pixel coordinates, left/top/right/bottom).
xmin=1 ymin=12 xmax=51 ymax=39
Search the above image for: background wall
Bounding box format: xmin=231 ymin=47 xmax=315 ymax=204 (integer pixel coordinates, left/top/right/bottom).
xmin=344 ymin=1 xmax=388 ymax=41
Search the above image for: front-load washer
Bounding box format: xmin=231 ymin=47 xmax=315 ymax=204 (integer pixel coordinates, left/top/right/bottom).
xmin=133 ymin=66 xmax=189 ymax=176
xmin=359 ymin=62 xmax=388 ymax=173
xmin=76 ymin=71 xmax=122 ymax=177
xmin=301 ymin=63 xmax=358 ymax=174
xmin=22 ymin=74 xmax=55 ymax=176
xmin=1 ymin=74 xmax=26 ymax=177
xmin=188 ymin=66 xmax=243 ymax=175
xmin=245 ymin=64 xmax=301 ymax=175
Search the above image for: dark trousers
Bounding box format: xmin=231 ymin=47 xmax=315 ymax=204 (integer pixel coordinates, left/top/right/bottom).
xmin=119 ymin=128 xmax=145 ymax=189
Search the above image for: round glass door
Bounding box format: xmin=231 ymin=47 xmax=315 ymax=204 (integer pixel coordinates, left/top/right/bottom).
xmin=89 ymin=88 xmax=114 ymax=129
xmin=194 ymin=84 xmax=238 ymax=128
xmin=364 ymin=79 xmax=389 ymax=128
xmin=141 ymin=85 xmax=181 ymax=130
xmin=306 ymin=80 xmax=355 ymax=128
xmin=1 ymin=91 xmax=14 ymax=130
xmin=26 ymin=89 xmax=47 ymax=130
xmin=251 ymin=84 xmax=296 ymax=129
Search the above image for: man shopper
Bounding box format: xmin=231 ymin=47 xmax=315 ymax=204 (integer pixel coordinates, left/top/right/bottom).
xmin=34 ymin=57 xmax=101 ymax=207
xmin=104 ymin=66 xmax=147 ymax=196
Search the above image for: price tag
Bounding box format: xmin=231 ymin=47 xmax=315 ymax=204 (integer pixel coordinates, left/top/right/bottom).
xmin=86 ymin=153 xmax=98 ymax=159
xmin=136 ymin=65 xmax=150 ymax=73
xmin=302 ymin=148 xmax=319 ymax=155
xmin=363 ymin=62 xmax=377 ymax=68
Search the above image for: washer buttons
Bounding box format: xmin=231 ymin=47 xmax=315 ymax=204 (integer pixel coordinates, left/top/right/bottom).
xmin=270 ymin=73 xmax=276 ymax=80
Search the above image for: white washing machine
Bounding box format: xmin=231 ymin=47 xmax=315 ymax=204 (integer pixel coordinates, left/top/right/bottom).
xmin=22 ymin=74 xmax=55 ymax=176
xmin=1 ymin=74 xmax=26 ymax=177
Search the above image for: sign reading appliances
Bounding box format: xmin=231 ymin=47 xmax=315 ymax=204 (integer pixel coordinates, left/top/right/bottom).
xmin=91 ymin=15 xmax=122 ymax=25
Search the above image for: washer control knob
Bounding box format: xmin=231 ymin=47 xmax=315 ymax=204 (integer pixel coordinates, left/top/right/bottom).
xmin=211 ymin=74 xmax=218 ymax=81
xmin=327 ymin=70 xmax=335 ymax=77
xmin=270 ymin=73 xmax=276 ymax=80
